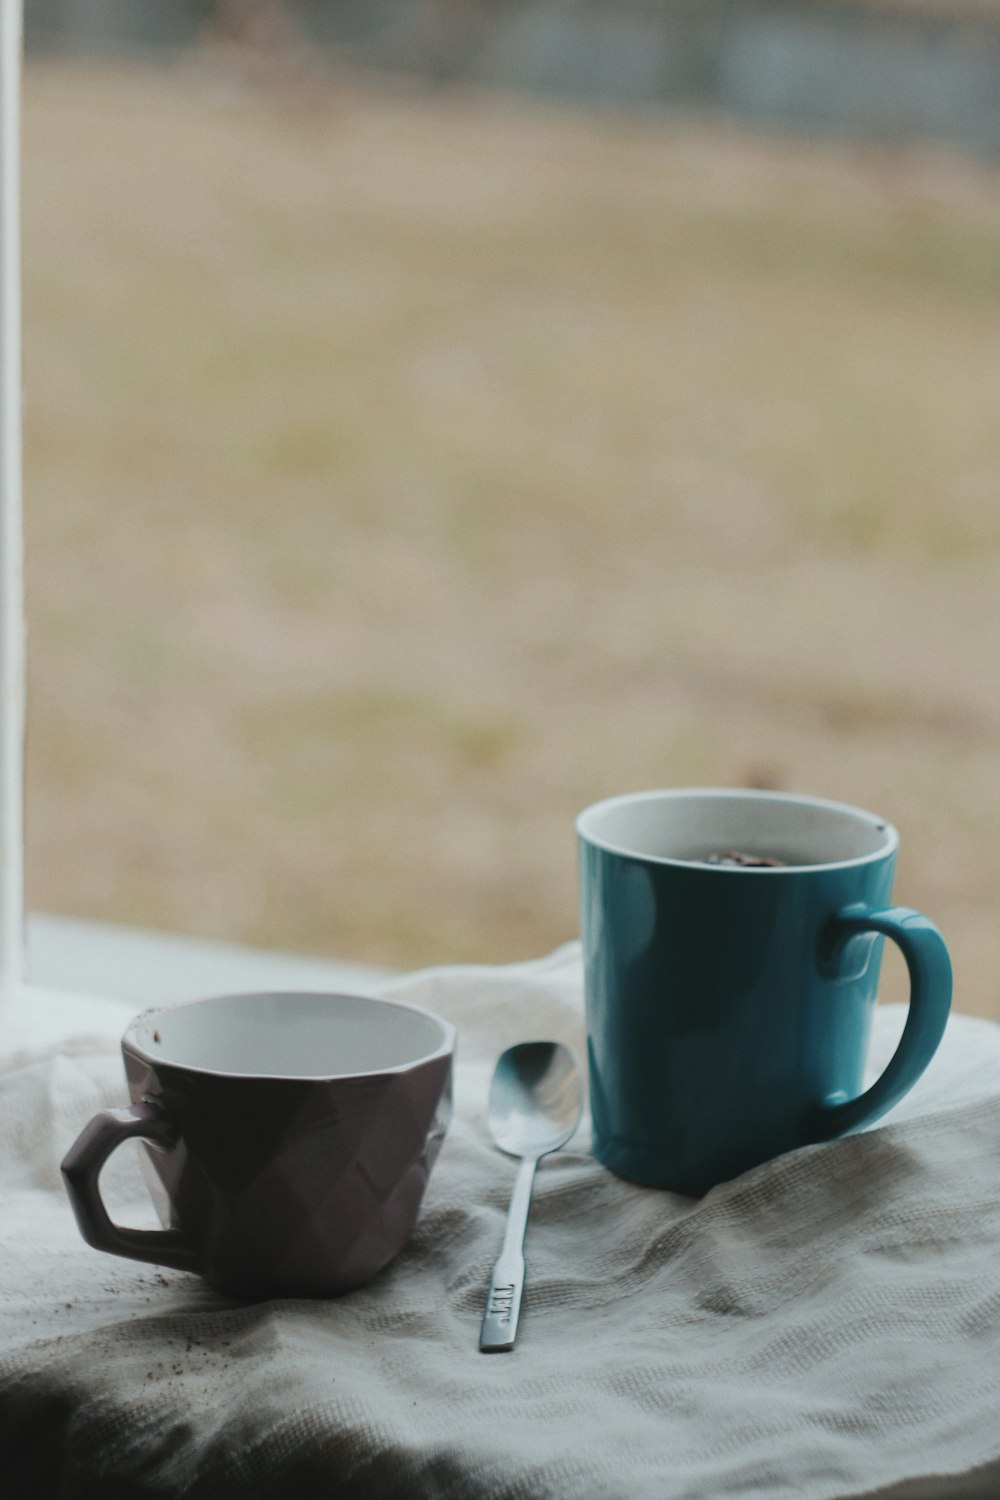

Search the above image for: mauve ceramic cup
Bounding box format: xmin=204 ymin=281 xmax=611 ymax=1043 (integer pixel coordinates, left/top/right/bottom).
xmin=62 ymin=991 xmax=455 ymax=1299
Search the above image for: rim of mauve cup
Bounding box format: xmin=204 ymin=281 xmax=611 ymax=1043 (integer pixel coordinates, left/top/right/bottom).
xmin=122 ymin=990 xmax=456 ymax=1083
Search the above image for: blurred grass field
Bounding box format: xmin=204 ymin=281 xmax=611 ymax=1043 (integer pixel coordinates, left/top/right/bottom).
xmin=21 ymin=54 xmax=1000 ymax=1017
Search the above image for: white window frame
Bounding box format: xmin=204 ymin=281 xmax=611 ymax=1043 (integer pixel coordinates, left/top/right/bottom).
xmin=0 ymin=1 xmax=132 ymax=1044
xmin=0 ymin=0 xmax=24 ymax=1004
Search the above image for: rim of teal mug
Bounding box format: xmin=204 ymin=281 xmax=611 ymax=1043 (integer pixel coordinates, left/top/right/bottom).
xmin=122 ymin=990 xmax=457 ymax=1083
xmin=576 ymin=787 xmax=899 ymax=872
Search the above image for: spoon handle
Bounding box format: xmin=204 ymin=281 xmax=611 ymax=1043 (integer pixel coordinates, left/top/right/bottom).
xmin=479 ymin=1155 xmax=537 ymax=1352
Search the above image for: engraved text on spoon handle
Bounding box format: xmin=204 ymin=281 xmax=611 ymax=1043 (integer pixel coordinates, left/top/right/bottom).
xmin=479 ymin=1156 xmax=536 ymax=1352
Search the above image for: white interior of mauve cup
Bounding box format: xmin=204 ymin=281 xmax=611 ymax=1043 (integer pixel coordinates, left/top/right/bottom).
xmin=129 ymin=992 xmax=449 ymax=1077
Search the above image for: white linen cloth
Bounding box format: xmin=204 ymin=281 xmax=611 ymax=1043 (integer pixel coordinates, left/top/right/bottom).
xmin=2 ymin=943 xmax=1000 ymax=1499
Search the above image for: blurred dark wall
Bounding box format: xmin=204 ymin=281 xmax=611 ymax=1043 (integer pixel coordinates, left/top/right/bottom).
xmin=26 ymin=0 xmax=202 ymax=51
xmin=22 ymin=0 xmax=1000 ymax=158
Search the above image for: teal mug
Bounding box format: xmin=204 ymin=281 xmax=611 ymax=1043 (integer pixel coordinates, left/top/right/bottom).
xmin=577 ymin=788 xmax=952 ymax=1195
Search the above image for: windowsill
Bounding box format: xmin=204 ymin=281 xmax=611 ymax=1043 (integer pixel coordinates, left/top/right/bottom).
xmin=26 ymin=912 xmax=396 ymax=1007
xmin=1 ymin=914 xmax=397 ymax=1057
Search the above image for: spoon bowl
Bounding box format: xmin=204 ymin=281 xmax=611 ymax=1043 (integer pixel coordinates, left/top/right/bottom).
xmin=488 ymin=1041 xmax=583 ymax=1159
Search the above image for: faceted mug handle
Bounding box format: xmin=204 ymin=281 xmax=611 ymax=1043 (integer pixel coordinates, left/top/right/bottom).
xmin=61 ymin=1100 xmax=201 ymax=1273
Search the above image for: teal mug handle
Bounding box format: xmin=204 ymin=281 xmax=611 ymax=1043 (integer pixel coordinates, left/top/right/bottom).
xmin=806 ymin=905 xmax=952 ymax=1141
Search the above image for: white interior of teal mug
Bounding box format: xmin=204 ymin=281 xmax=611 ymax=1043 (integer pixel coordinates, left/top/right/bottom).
xmin=128 ymin=992 xmax=452 ymax=1078
xmin=577 ymin=788 xmax=898 ymax=869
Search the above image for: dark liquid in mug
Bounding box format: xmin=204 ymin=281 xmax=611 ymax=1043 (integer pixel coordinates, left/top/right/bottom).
xmin=698 ymin=849 xmax=789 ymax=868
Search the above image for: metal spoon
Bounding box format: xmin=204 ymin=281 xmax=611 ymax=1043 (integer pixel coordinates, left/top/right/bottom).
xmin=479 ymin=1040 xmax=583 ymax=1352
